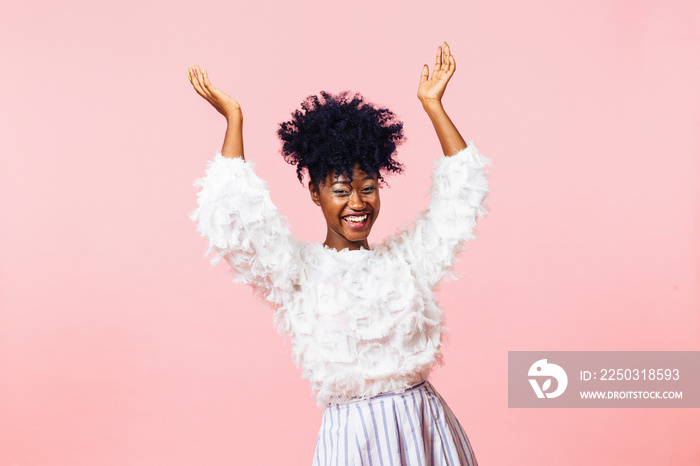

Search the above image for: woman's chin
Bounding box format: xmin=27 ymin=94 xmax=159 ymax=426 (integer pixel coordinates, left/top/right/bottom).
xmin=343 ymin=227 xmax=374 ymax=246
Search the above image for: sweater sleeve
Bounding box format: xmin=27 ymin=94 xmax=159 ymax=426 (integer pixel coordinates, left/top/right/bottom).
xmin=385 ymin=142 xmax=491 ymax=290
xmin=189 ymin=153 xmax=300 ymax=306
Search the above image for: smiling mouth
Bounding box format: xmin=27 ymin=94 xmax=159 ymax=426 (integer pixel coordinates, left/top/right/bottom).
xmin=342 ymin=213 xmax=370 ymax=229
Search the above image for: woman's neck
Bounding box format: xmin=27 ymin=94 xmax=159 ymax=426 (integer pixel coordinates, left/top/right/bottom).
xmin=323 ymin=235 xmax=370 ymax=251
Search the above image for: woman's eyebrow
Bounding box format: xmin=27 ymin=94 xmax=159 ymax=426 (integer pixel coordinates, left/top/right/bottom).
xmin=331 ymin=176 xmax=375 ymax=186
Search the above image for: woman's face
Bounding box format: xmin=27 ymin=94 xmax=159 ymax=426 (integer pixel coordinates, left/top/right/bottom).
xmin=309 ymin=163 xmax=380 ymax=251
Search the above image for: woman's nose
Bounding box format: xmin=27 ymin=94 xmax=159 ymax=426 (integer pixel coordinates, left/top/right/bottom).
xmin=348 ymin=191 xmax=365 ymax=210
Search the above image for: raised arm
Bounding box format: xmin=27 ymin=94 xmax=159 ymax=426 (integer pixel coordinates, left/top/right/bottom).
xmin=187 ymin=66 xmax=299 ymax=307
xmin=188 ymin=65 xmax=245 ymax=160
xmin=385 ymin=43 xmax=490 ymax=289
xmin=417 ymin=42 xmax=467 ymax=157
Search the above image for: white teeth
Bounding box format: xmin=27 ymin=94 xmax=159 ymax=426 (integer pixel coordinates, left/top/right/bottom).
xmin=345 ymin=214 xmax=368 ymax=223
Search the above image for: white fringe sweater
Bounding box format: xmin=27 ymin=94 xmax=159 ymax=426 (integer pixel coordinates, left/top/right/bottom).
xmin=190 ymin=143 xmax=491 ymax=405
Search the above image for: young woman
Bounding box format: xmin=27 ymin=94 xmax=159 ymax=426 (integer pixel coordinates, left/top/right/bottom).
xmin=188 ymin=42 xmax=489 ymax=465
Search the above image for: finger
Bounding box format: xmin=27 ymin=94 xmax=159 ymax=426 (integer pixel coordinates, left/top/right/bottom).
xmin=189 ymin=66 xmax=208 ymax=98
xmin=197 ymin=66 xmax=211 ymax=93
xmin=442 ymin=42 xmax=450 ymax=71
xmin=202 ymin=68 xmax=220 ymax=99
xmin=190 ymin=76 xmax=207 ymax=98
xmin=188 ymin=66 xmax=200 ymax=91
xmin=191 ymin=65 xmax=204 ymax=92
xmin=419 ymin=64 xmax=429 ymax=84
xmin=202 ymin=68 xmax=214 ymax=90
xmin=447 ymin=43 xmax=456 ymax=72
xmin=434 ymin=45 xmax=442 ymax=71
xmin=194 ymin=65 xmax=213 ymax=99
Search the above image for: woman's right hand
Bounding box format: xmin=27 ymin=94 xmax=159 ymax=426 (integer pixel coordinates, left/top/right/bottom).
xmin=188 ymin=65 xmax=245 ymax=159
xmin=188 ymin=65 xmax=241 ymax=120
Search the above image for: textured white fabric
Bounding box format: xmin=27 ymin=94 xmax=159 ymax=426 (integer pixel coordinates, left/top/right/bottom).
xmin=190 ymin=143 xmax=490 ymax=405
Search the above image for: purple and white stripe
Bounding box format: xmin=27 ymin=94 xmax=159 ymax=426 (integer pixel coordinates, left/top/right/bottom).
xmin=313 ymin=381 xmax=478 ymax=466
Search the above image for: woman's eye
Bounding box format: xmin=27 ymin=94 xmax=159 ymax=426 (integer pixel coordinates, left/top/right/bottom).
xmin=363 ymin=187 xmax=376 ymax=193
xmin=333 ymin=190 xmax=349 ymax=195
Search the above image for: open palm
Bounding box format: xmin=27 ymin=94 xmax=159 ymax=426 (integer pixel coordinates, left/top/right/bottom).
xmin=417 ymin=42 xmax=456 ymax=104
xmin=188 ymin=65 xmax=241 ymax=118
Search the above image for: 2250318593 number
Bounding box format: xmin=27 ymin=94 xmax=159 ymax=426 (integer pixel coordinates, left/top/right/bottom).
xmin=600 ymin=368 xmax=680 ymax=381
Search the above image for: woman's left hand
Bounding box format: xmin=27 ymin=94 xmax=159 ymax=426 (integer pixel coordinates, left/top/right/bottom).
xmin=417 ymin=42 xmax=456 ymax=107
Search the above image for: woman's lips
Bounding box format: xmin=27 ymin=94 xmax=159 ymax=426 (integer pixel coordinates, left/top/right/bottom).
xmin=342 ymin=213 xmax=370 ymax=230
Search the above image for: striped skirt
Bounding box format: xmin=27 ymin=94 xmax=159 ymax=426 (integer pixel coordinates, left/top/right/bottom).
xmin=312 ymin=381 xmax=478 ymax=466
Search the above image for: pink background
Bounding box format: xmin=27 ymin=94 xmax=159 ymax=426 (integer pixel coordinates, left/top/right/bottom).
xmin=1 ymin=0 xmax=699 ymax=464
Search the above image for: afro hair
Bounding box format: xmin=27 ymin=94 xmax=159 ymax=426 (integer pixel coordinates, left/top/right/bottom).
xmin=277 ymin=91 xmax=405 ymax=186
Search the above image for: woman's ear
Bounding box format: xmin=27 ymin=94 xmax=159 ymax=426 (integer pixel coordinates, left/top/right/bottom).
xmin=309 ymin=181 xmax=322 ymax=206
